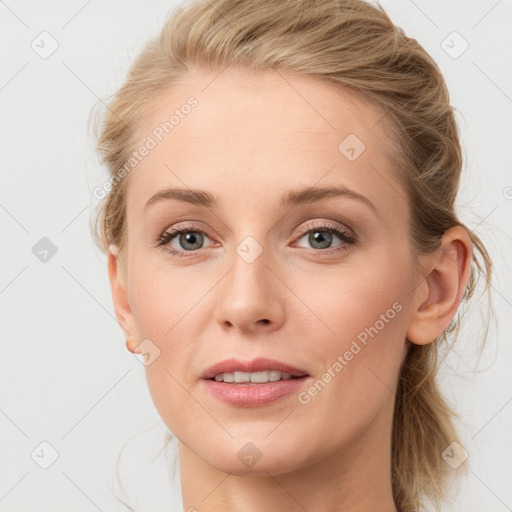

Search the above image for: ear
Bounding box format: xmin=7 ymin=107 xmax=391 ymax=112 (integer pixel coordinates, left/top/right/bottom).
xmin=406 ymin=226 xmax=473 ymax=345
xmin=107 ymin=245 xmax=140 ymax=354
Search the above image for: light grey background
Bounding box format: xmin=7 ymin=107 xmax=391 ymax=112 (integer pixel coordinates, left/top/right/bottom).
xmin=1 ymin=1 xmax=511 ymax=511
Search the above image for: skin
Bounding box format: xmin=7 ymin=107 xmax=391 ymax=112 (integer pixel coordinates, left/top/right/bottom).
xmin=107 ymin=68 xmax=473 ymax=512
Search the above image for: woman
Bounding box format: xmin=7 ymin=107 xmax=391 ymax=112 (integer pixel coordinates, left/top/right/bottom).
xmin=90 ymin=0 xmax=492 ymax=510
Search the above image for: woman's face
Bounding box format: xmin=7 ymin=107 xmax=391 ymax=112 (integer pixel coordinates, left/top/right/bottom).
xmin=111 ymin=68 xmax=422 ymax=476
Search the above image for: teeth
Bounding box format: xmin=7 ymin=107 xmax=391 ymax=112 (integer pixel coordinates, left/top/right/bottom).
xmin=213 ymin=370 xmax=295 ymax=383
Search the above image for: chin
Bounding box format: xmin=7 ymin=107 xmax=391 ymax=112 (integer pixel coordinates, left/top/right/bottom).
xmin=198 ymin=439 xmax=310 ymax=477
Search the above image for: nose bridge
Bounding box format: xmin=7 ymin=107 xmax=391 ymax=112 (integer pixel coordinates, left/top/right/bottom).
xmin=228 ymin=232 xmax=271 ymax=300
xmin=225 ymin=214 xmax=272 ymax=278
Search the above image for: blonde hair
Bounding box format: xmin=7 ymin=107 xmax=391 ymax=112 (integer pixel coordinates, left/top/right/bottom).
xmin=90 ymin=0 xmax=493 ymax=510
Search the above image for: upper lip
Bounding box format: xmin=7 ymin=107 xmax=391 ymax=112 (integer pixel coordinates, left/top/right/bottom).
xmin=200 ymin=357 xmax=309 ymax=380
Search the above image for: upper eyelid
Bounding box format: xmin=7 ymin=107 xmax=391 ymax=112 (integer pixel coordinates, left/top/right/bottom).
xmin=295 ymin=219 xmax=351 ymax=234
xmin=165 ymin=219 xmax=349 ymax=234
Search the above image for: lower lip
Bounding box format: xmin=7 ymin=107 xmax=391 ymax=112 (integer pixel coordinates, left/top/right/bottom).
xmin=202 ymin=377 xmax=310 ymax=408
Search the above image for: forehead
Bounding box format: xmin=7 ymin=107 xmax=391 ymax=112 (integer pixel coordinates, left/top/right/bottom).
xmin=125 ymin=67 xmax=405 ymax=219
xmin=136 ymin=67 xmax=388 ymax=149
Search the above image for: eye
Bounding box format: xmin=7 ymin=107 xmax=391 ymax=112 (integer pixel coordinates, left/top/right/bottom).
xmin=156 ymin=223 xmax=215 ymax=257
xmin=293 ymin=221 xmax=356 ymax=253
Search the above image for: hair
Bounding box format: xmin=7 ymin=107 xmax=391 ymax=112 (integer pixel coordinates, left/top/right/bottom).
xmin=89 ymin=0 xmax=493 ymax=510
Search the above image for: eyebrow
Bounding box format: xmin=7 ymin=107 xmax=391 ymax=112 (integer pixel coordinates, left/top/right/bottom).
xmin=144 ymin=185 xmax=377 ymax=213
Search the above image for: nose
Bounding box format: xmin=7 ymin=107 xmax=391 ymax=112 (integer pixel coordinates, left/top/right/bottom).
xmin=213 ymin=240 xmax=285 ymax=335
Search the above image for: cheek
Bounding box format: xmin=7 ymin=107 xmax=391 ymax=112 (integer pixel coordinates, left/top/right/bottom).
xmin=295 ymin=254 xmax=410 ymax=416
xmin=300 ymin=253 xmax=409 ymax=348
xmin=128 ymin=255 xmax=200 ymax=339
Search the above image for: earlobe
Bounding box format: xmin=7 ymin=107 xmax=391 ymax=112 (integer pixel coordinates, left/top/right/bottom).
xmin=406 ymin=226 xmax=473 ymax=346
xmin=126 ymin=337 xmax=141 ymax=354
xmin=107 ymin=244 xmax=136 ymax=341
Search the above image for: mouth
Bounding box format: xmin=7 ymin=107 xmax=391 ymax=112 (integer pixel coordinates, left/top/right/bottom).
xmin=200 ymin=357 xmax=310 ymax=406
xmin=208 ymin=370 xmax=309 ymax=384
xmin=202 ymin=372 xmax=311 ymax=408
xmin=200 ymin=356 xmax=310 ymax=381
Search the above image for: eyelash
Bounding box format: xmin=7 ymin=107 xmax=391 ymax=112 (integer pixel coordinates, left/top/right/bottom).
xmin=156 ymin=221 xmax=357 ymax=258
